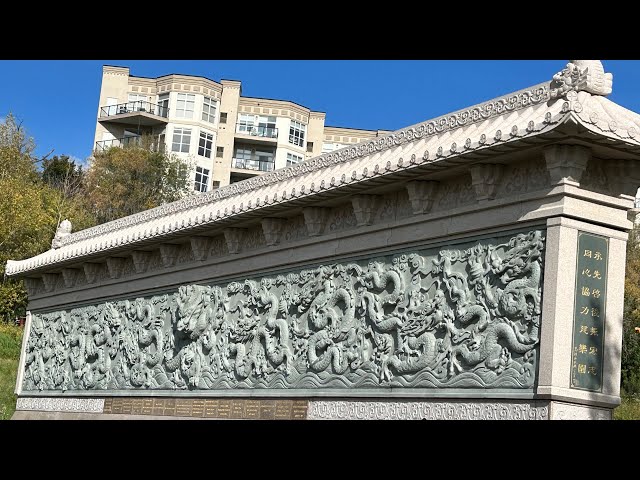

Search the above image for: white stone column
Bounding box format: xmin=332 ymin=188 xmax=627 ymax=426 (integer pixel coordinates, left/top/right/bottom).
xmin=537 ymin=216 xmax=628 ymax=418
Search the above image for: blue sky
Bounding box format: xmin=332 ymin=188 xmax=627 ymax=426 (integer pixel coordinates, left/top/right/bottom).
xmin=1 ymin=60 xmax=639 ymax=163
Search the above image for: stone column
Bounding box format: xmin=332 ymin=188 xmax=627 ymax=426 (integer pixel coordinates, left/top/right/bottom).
xmin=537 ymin=217 xmax=628 ymax=419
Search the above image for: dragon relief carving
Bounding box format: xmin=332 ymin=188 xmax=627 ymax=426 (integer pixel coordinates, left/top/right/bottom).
xmin=22 ymin=230 xmax=544 ymax=392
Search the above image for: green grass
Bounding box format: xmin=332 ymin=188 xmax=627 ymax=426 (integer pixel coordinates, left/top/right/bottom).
xmin=614 ymin=396 xmax=640 ymax=420
xmin=0 ymin=323 xmax=22 ymax=420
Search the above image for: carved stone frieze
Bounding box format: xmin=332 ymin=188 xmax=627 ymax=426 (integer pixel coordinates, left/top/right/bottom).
xmin=498 ymin=158 xmax=550 ymax=197
xmin=16 ymin=397 xmax=104 ymax=413
xmin=187 ymin=237 xmax=209 ymax=262
xmin=106 ymin=257 xmax=125 ymax=279
xmin=24 ymin=278 xmax=41 ymax=296
xmin=282 ymin=216 xmax=307 ymax=243
xmin=241 ymin=227 xmax=266 ymax=251
xmin=327 ymin=205 xmax=357 ymax=233
xmin=606 ymin=159 xmax=640 ymax=197
xmin=190 ymin=237 xmax=211 ymax=261
xmin=208 ymin=236 xmax=228 ymax=257
xmin=176 ymin=243 xmax=194 ymax=264
xmin=469 ymin=164 xmax=504 ymax=201
xmin=61 ymin=268 xmax=79 ymax=289
xmin=159 ymin=244 xmax=181 ymax=267
xmin=83 ymin=263 xmax=102 ymax=284
xmin=131 ymin=251 xmax=151 ymax=274
xmin=543 ymin=144 xmax=591 ymax=184
xmin=307 ymin=400 xmax=549 ymax=420
xmin=223 ymin=228 xmax=245 ymax=254
xmin=22 ymin=230 xmax=544 ymax=393
xmin=405 ymin=181 xmax=439 ymax=215
xmin=351 ymin=195 xmax=380 ymax=226
xmin=41 ymin=273 xmax=58 ymax=293
xmin=261 ymin=218 xmax=285 ymax=246
xmin=303 ymin=207 xmax=329 ymax=237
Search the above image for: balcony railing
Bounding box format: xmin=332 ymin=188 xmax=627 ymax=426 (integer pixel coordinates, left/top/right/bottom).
xmin=95 ymin=135 xmax=164 ymax=152
xmin=99 ymin=101 xmax=169 ymax=118
xmin=232 ymin=157 xmax=275 ymax=172
xmin=235 ymin=124 xmax=278 ymax=139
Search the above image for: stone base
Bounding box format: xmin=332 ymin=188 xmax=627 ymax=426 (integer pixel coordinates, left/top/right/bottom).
xmin=548 ymin=401 xmax=612 ymax=420
xmin=12 ymin=397 xmax=613 ymax=420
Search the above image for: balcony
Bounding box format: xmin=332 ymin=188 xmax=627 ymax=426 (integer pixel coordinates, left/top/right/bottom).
xmin=95 ymin=135 xmax=164 ymax=152
xmin=231 ymin=157 xmax=275 ymax=173
xmin=234 ymin=124 xmax=278 ymax=144
xmin=98 ymin=101 xmax=169 ymax=127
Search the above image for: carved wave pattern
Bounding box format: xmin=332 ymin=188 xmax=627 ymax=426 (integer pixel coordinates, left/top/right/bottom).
xmin=22 ymin=230 xmax=544 ymax=392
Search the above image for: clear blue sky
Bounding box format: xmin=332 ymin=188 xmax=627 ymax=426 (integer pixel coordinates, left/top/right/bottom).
xmin=1 ymin=60 xmax=640 ymax=163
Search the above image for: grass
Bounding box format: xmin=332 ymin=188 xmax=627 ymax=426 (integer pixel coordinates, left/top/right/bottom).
xmin=0 ymin=323 xmax=22 ymax=420
xmin=614 ymin=396 xmax=640 ymax=420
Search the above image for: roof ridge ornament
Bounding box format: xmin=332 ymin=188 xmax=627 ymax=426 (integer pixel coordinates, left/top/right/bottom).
xmin=550 ymin=60 xmax=613 ymax=99
xmin=51 ymin=219 xmax=72 ymax=249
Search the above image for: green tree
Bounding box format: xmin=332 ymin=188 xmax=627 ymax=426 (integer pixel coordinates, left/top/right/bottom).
xmin=622 ymin=225 xmax=640 ymax=397
xmin=41 ymin=155 xmax=84 ymax=191
xmin=0 ymin=114 xmax=95 ymax=322
xmin=85 ymin=138 xmax=191 ymax=224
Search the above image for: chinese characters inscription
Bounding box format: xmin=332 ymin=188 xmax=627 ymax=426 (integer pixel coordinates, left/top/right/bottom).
xmin=571 ymin=232 xmax=608 ymax=392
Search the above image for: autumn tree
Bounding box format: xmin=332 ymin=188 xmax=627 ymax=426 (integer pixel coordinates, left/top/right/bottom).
xmin=84 ymin=138 xmax=191 ymax=224
xmin=0 ymin=114 xmax=95 ymax=322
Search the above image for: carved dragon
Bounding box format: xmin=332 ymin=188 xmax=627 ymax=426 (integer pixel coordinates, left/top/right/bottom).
xmin=21 ymin=230 xmax=545 ymax=392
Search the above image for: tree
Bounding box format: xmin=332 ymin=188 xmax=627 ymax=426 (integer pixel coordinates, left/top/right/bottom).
xmin=0 ymin=114 xmax=95 ymax=322
xmin=41 ymin=155 xmax=84 ymax=192
xmin=622 ymin=225 xmax=640 ymax=397
xmin=84 ymin=138 xmax=192 ymax=224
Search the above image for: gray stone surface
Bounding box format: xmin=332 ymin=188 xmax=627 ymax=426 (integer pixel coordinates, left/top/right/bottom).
xmin=549 ymin=401 xmax=611 ymax=420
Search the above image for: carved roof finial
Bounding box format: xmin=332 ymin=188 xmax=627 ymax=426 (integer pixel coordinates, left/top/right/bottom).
xmin=550 ymin=60 xmax=613 ymax=99
xmin=51 ymin=219 xmax=72 ymax=249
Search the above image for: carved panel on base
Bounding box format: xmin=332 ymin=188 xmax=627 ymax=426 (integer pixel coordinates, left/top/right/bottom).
xmin=16 ymin=397 xmax=104 ymax=413
xmin=307 ymin=400 xmax=549 ymax=420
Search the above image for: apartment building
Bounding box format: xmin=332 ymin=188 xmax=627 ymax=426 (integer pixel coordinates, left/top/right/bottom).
xmin=94 ymin=65 xmax=390 ymax=192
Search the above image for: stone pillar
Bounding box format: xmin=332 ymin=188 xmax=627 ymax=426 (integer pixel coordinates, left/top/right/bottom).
xmin=537 ymin=217 xmax=628 ymax=419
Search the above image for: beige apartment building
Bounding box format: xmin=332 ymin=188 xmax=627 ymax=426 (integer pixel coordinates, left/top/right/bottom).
xmin=94 ymin=65 xmax=390 ymax=192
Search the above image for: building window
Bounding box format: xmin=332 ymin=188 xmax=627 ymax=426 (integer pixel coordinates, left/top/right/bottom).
xmin=236 ymin=114 xmax=277 ymax=137
xmin=289 ymin=120 xmax=306 ymax=147
xmin=306 ymin=141 xmax=314 ymax=153
xmin=237 ymin=113 xmax=255 ymax=134
xmin=157 ymin=93 xmax=169 ymax=117
xmin=171 ymin=127 xmax=192 ymax=153
xmin=220 ymin=112 xmax=228 ymax=124
xmin=216 ymin=146 xmax=224 ymax=158
xmin=286 ymin=152 xmax=303 ymax=166
xmin=128 ymin=93 xmax=148 ymax=102
xmin=176 ymin=93 xmax=195 ymax=119
xmin=198 ymin=131 xmax=213 ymax=158
xmin=233 ymin=145 xmax=275 ymax=171
xmin=194 ymin=166 xmax=209 ymax=193
xmin=127 ymin=93 xmax=149 ymax=112
xmin=212 ymin=180 xmax=221 ymax=190
xmin=202 ymin=96 xmax=217 ymax=123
